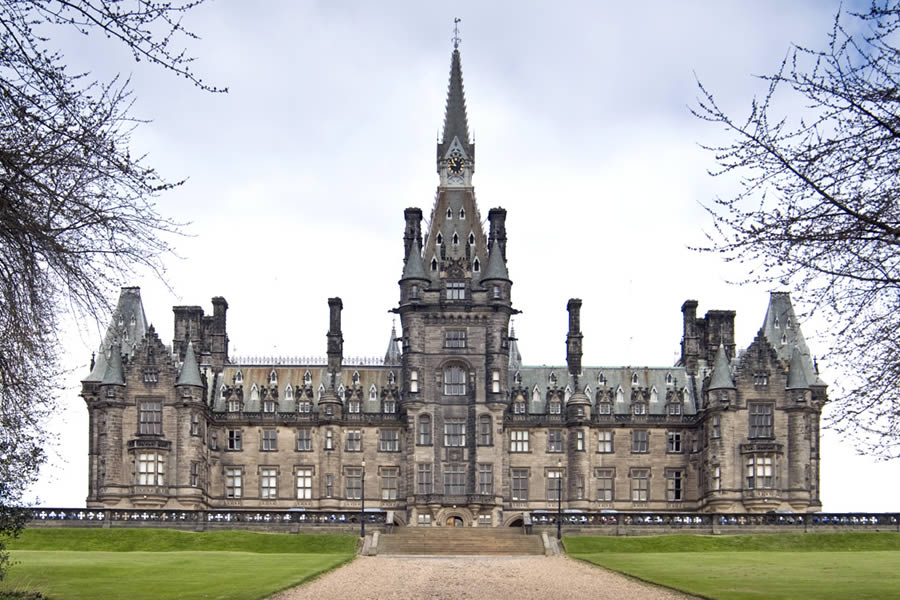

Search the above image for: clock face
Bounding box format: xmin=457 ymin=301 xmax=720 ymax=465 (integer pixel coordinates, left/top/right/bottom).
xmin=447 ymin=157 xmax=465 ymax=174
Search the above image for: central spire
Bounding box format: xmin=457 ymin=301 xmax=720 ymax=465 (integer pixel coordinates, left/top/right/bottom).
xmin=437 ymin=40 xmax=474 ymax=174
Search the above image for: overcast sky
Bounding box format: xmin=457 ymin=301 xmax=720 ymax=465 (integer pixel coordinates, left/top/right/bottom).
xmin=30 ymin=0 xmax=896 ymax=511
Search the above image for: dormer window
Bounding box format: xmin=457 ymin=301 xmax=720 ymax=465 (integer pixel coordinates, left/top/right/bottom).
xmin=452 ymin=232 xmax=459 ymax=245
xmin=447 ymin=207 xmax=453 ymax=219
xmin=666 ymin=373 xmax=673 ymax=386
xmin=369 ymin=384 xmax=378 ymax=402
xmin=514 ymin=371 xmax=522 ymax=385
xmin=228 ymin=398 xmax=241 ymax=413
xmin=446 ymin=281 xmax=465 ymax=300
xmin=473 ymin=258 xmax=480 ymax=273
xmin=338 ymin=385 xmax=345 ymax=401
xmin=632 ymin=373 xmax=639 ymax=385
xmin=668 ymin=402 xmax=682 ymax=416
xmin=298 ymin=400 xmax=312 ymax=413
xmin=468 ymin=232 xmax=475 ymax=245
xmin=263 ymin=398 xmax=276 ymax=413
xmin=383 ymin=398 xmax=396 ymax=414
xmin=285 ymin=385 xmax=294 ymax=401
xmin=786 ymin=317 xmax=793 ymax=329
xmin=598 ymin=373 xmax=606 ymax=386
xmin=388 ymin=371 xmax=396 ymax=385
xmin=352 ymin=371 xmax=360 ymax=385
xmin=513 ymin=400 xmax=526 ymax=414
xmin=597 ymin=401 xmax=612 ymax=415
xmin=549 ymin=400 xmax=562 ymax=415
xmin=303 ymin=370 xmax=312 ymax=386
xmin=633 ymin=402 xmax=647 ymax=416
xmin=781 ymin=333 xmax=787 ymax=345
xmin=269 ymin=369 xmax=278 ymax=385
xmin=436 ymin=233 xmax=443 ymax=245
xmin=431 ymin=258 xmax=438 ymax=272
xmin=348 ymin=399 xmax=360 ymax=413
xmin=234 ymin=370 xmax=243 ymax=385
xmin=459 ymin=208 xmax=466 ymax=219
xmin=774 ymin=317 xmax=780 ymax=328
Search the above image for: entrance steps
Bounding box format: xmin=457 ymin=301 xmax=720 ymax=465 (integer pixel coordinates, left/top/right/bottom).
xmin=376 ymin=527 xmax=544 ymax=556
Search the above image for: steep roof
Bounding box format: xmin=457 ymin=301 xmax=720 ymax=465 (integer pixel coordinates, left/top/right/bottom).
xmin=707 ymin=344 xmax=736 ymax=390
xmin=401 ymin=242 xmax=429 ymax=281
xmin=437 ymin=49 xmax=472 ymax=164
xmin=482 ymin=241 xmax=509 ymax=281
xmin=384 ymin=323 xmax=401 ymax=366
xmin=508 ymin=325 xmax=522 ymax=370
xmin=176 ymin=342 xmax=203 ymax=387
xmin=761 ymin=292 xmax=824 ymax=387
xmin=786 ymin=347 xmax=810 ymax=390
xmin=84 ymin=286 xmax=149 ymax=381
xmin=100 ymin=343 xmax=125 ymax=386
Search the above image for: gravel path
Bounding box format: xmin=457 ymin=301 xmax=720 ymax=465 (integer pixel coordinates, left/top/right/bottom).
xmin=268 ymin=556 xmax=694 ymax=600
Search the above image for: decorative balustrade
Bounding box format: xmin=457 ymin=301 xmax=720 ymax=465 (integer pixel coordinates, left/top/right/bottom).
xmin=27 ymin=508 xmax=388 ymax=526
xmin=229 ymin=356 xmax=391 ymax=367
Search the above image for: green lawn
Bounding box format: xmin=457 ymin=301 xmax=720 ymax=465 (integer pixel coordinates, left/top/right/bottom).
xmin=1 ymin=529 xmax=357 ymax=600
xmin=567 ymin=533 xmax=900 ymax=600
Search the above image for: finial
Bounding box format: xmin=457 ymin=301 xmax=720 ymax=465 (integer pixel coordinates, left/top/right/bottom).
xmin=452 ymin=17 xmax=461 ymax=49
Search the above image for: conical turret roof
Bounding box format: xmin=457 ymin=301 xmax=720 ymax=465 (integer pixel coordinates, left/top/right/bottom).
xmin=508 ymin=325 xmax=522 ymax=370
xmin=101 ymin=343 xmax=125 ymax=386
xmin=176 ymin=342 xmax=203 ymax=387
xmin=401 ymin=243 xmax=429 ymax=281
xmin=482 ymin=241 xmax=509 ymax=281
xmin=707 ymin=344 xmax=736 ymax=390
xmin=786 ymin=346 xmax=810 ymax=390
xmin=384 ymin=323 xmax=401 ymax=366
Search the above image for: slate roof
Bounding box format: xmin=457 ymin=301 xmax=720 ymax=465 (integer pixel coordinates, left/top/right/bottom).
xmin=761 ymin=292 xmax=824 ymax=388
xmin=707 ymin=344 xmax=736 ymax=390
xmin=85 ymin=287 xmax=149 ymax=382
xmin=176 ymin=342 xmax=203 ymax=387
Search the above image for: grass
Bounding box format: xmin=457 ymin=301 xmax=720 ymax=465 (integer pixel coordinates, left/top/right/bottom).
xmin=0 ymin=528 xmax=357 ymax=600
xmin=566 ymin=533 xmax=900 ymax=600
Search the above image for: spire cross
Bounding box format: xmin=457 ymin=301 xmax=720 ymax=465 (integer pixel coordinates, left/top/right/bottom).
xmin=452 ymin=17 xmax=461 ymax=49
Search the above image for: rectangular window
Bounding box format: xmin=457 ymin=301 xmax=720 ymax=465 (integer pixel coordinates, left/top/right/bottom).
xmin=443 ymin=367 xmax=467 ymax=395
xmin=632 ymin=430 xmax=649 ymax=453
xmin=418 ymin=513 xmax=432 ymax=525
xmin=262 ymin=399 xmax=276 ymax=413
xmin=549 ymin=401 xmax=561 ymax=415
xmin=417 ymin=463 xmax=433 ymax=495
xmin=491 ymin=370 xmax=500 ymax=393
xmin=595 ymin=468 xmax=614 ymax=502
xmin=597 ymin=430 xmax=613 ymax=453
xmin=190 ymin=461 xmax=200 ymax=487
xmin=667 ymin=431 xmax=682 ymax=453
xmin=512 ymin=469 xmax=529 ymax=501
xmin=324 ymin=430 xmax=334 ymax=450
xmin=261 ymin=428 xmax=277 ymax=451
xmin=227 ymin=429 xmax=242 ymax=451
xmin=298 ymin=401 xmax=312 ymax=413
xmin=260 ymin=467 xmax=278 ymax=499
xmin=547 ymin=429 xmax=563 ymax=453
xmin=633 ymin=403 xmax=647 ymax=415
xmin=443 ymin=420 xmax=466 ymax=447
xmin=410 ymin=370 xmax=419 ymax=393
xmin=597 ymin=402 xmax=612 ymax=415
xmin=190 ymin=413 xmax=201 ymax=436
xmin=575 ymin=429 xmax=585 ymax=451
xmin=296 ymin=467 xmax=312 ymax=499
xmin=444 ymin=464 xmax=466 ymax=496
xmin=209 ymin=430 xmax=218 ymax=450
xmin=754 ymin=372 xmax=769 ymax=386
xmin=711 ymin=415 xmax=721 ymax=439
xmin=380 ymin=429 xmax=400 ymax=452
xmin=749 ymin=404 xmax=774 ymax=438
xmin=225 ymin=467 xmax=242 ymax=499
xmin=574 ymin=475 xmax=585 ymax=500
xmin=444 ymin=330 xmax=467 ymax=348
xmin=325 ymin=473 xmax=334 ymax=498
xmin=383 ymin=398 xmax=396 ymax=414
xmin=746 ymin=455 xmax=774 ymax=489
xmin=345 ymin=468 xmax=362 ymax=500
xmin=346 ymin=429 xmax=362 ymax=452
xmin=513 ymin=401 xmax=526 ymax=414
xmin=666 ymin=469 xmax=684 ymax=501
xmin=712 ymin=465 xmax=721 ymax=491
xmin=139 ymin=401 xmax=162 ymax=435
xmin=547 ymin=469 xmax=563 ymax=501
xmin=296 ymin=428 xmax=312 ymax=451
xmin=478 ymin=464 xmax=493 ymax=495
xmin=381 ymin=467 xmax=399 ymax=500
xmin=137 ymin=453 xmax=165 ymax=486
xmin=446 ymin=281 xmax=465 ymax=300
xmin=510 ymin=430 xmax=529 ymax=452
xmin=347 ymin=399 xmax=360 ymax=414
xmin=631 ymin=468 xmax=650 ymax=502
xmin=668 ymin=403 xmax=682 ymax=416
xmin=416 ymin=463 xmax=432 ymax=495
xmin=418 ymin=416 xmax=432 ymax=445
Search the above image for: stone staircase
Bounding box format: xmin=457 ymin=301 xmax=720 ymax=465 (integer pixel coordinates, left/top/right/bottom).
xmin=376 ymin=527 xmax=545 ymax=556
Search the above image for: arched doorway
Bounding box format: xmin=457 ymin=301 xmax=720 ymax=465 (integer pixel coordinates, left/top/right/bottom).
xmin=447 ymin=516 xmax=464 ymax=528
xmin=508 ymin=518 xmax=523 ymax=528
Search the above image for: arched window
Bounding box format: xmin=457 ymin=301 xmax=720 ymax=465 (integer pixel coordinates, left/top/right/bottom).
xmin=460 ymin=208 xmax=466 ymax=220
xmin=352 ymin=371 xmax=360 ymax=385
xmin=473 ymin=258 xmax=481 ymax=273
xmin=452 ymin=232 xmax=459 ymax=245
xmin=549 ymin=372 xmax=558 ymax=386
xmin=269 ymin=369 xmax=278 ymax=385
xmin=388 ymin=371 xmax=396 ymax=385
xmin=436 ymin=232 xmax=443 ymax=245
xmin=250 ymin=384 xmax=260 ymax=402
xmin=338 ymin=384 xmax=345 ymax=401
xmin=303 ymin=370 xmax=311 ymax=386
xmin=369 ymin=384 xmax=377 ymax=402
xmin=631 ymin=373 xmax=639 ymax=385
xmin=235 ymin=370 xmax=243 ymax=385
xmin=446 ymin=207 xmax=453 ymax=219
xmin=284 ymin=384 xmax=294 ymax=401
xmin=514 ymin=371 xmax=522 ymax=385
xmin=418 ymin=414 xmax=432 ymax=445
xmin=443 ymin=365 xmax=467 ymax=395
xmin=317 ymin=383 xmax=325 ymax=401
xmin=666 ymin=373 xmax=673 ymax=386
xmin=468 ymin=232 xmax=475 ymax=245
xmin=650 ymin=386 xmax=659 ymax=405
xmin=479 ymin=414 xmax=492 ymax=445
xmin=598 ymin=373 xmax=606 ymax=386
xmin=431 ymin=257 xmax=438 ymax=272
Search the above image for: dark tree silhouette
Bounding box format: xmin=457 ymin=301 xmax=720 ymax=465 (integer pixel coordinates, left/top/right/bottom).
xmin=694 ymin=1 xmax=900 ymax=458
xmin=0 ymin=0 xmax=222 ymax=576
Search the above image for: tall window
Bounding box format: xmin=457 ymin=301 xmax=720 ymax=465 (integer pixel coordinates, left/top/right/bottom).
xmin=575 ymin=429 xmax=585 ymax=451
xmin=418 ymin=415 xmax=432 ymax=445
xmin=137 ymin=453 xmax=165 ymax=486
xmin=260 ymin=467 xmax=278 ymax=499
xmin=227 ymin=429 xmax=242 ymax=451
xmin=512 ymin=469 xmax=529 ymax=500
xmin=479 ymin=415 xmax=492 ymax=446
xmin=632 ymin=430 xmax=649 ymax=453
xmin=345 ymin=468 xmax=362 ymax=499
xmin=139 ymin=401 xmax=162 ymax=435
xmin=478 ymin=464 xmax=493 ymax=495
xmin=511 ymin=430 xmax=529 ymax=452
xmin=595 ymin=468 xmax=614 ymax=501
xmin=547 ymin=429 xmax=563 ymax=453
xmin=261 ymin=428 xmax=277 ymax=451
xmin=380 ymin=429 xmax=399 ymax=452
xmin=190 ymin=462 xmax=200 ymax=487
xmin=410 ymin=370 xmax=419 ymax=393
xmin=346 ymin=429 xmax=362 ymax=452
xmin=666 ymin=469 xmax=684 ymax=501
xmin=383 ymin=398 xmax=396 ymax=414
xmin=491 ymin=370 xmax=500 ymax=393
xmin=444 ymin=464 xmax=466 ymax=495
xmin=443 ymin=366 xmax=467 ymax=395
xmin=711 ymin=415 xmax=721 ymax=439
xmin=296 ymin=428 xmax=312 ymax=451
xmin=417 ymin=463 xmax=433 ymax=494
xmin=228 ymin=397 xmax=241 ymax=413
xmin=444 ymin=420 xmax=466 ymax=447
xmin=598 ymin=430 xmax=613 ymax=453
xmin=381 ymin=468 xmax=399 ymax=500
xmin=445 ymin=330 xmax=467 ymax=348
xmin=225 ymin=467 xmax=242 ymax=498
xmin=324 ymin=429 xmax=334 ymax=450
xmin=631 ymin=468 xmax=650 ymax=502
xmin=746 ymin=455 xmax=774 ymax=489
xmin=190 ymin=413 xmax=201 ymax=436
xmin=712 ymin=465 xmax=722 ymax=491
xmin=513 ymin=400 xmax=526 ymax=414
xmin=325 ymin=473 xmax=334 ymax=498
xmin=667 ymin=431 xmax=682 ymax=453
xmin=749 ymin=404 xmax=774 ymax=438
xmin=296 ymin=468 xmax=312 ymax=499
xmin=547 ymin=469 xmax=563 ymax=501
xmin=446 ymin=281 xmax=465 ymax=300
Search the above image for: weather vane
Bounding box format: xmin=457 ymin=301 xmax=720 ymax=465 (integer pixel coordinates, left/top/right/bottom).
xmin=452 ymin=17 xmax=461 ymax=49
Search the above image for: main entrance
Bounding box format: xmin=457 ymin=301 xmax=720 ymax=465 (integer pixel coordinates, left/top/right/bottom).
xmin=447 ymin=516 xmax=464 ymax=527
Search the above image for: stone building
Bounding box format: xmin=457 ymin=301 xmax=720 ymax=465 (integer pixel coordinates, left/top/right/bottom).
xmin=81 ymin=45 xmax=825 ymax=525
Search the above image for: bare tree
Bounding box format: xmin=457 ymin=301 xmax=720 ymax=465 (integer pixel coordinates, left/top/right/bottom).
xmin=694 ymin=1 xmax=900 ymax=458
xmin=0 ymin=0 xmax=222 ymax=574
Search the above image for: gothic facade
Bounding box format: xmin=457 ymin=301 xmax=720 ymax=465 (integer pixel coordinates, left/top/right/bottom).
xmin=81 ymin=47 xmax=825 ymax=525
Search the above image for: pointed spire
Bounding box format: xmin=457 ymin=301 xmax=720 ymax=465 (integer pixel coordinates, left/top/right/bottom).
xmin=508 ymin=324 xmax=522 ymax=370
xmin=384 ymin=322 xmax=401 ymax=366
xmin=101 ymin=343 xmax=125 ymax=386
xmin=401 ymin=242 xmax=429 ymax=281
xmin=482 ymin=241 xmax=509 ymax=281
xmin=786 ymin=347 xmax=810 ymax=390
xmin=437 ymin=46 xmax=474 ymax=168
xmin=707 ymin=344 xmax=735 ymax=390
xmin=176 ymin=342 xmax=203 ymax=387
